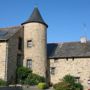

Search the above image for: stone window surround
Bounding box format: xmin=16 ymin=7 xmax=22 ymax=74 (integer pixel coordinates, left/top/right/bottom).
xmin=50 ymin=67 xmax=55 ymax=75
xmin=27 ymin=40 xmax=33 ymax=48
xmin=27 ymin=59 xmax=32 ymax=69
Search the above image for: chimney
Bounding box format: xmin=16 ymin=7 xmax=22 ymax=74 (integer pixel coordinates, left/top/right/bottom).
xmin=80 ymin=37 xmax=87 ymax=43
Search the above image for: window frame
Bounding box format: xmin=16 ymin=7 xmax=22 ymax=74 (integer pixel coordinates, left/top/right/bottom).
xmin=50 ymin=67 xmax=55 ymax=75
xmin=27 ymin=59 xmax=32 ymax=69
xmin=27 ymin=40 xmax=33 ymax=48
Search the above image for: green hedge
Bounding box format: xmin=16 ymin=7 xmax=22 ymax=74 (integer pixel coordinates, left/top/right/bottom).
xmin=37 ymin=82 xmax=47 ymax=89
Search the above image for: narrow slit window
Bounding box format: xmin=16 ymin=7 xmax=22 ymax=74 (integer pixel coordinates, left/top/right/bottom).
xmin=18 ymin=37 xmax=22 ymax=50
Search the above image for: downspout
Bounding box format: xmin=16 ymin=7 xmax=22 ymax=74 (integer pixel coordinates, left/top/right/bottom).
xmin=5 ymin=42 xmax=8 ymax=81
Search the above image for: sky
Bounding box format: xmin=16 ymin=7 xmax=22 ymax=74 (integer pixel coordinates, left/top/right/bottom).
xmin=0 ymin=0 xmax=90 ymax=43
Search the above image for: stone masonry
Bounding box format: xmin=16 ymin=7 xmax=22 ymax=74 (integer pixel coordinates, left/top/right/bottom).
xmin=50 ymin=58 xmax=90 ymax=90
xmin=23 ymin=23 xmax=47 ymax=77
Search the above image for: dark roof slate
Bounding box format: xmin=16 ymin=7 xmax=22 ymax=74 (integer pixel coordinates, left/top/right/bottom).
xmin=47 ymin=41 xmax=90 ymax=58
xmin=21 ymin=7 xmax=48 ymax=27
xmin=0 ymin=26 xmax=22 ymax=41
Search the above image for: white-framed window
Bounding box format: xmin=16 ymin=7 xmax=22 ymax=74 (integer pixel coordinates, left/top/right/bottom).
xmin=27 ymin=59 xmax=32 ymax=69
xmin=27 ymin=40 xmax=33 ymax=47
xmin=50 ymin=67 xmax=55 ymax=75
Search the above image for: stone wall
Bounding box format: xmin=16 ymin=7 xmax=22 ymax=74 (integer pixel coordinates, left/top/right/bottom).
xmin=23 ymin=23 xmax=47 ymax=77
xmin=7 ymin=28 xmax=23 ymax=82
xmin=0 ymin=42 xmax=7 ymax=80
xmin=50 ymin=58 xmax=90 ymax=90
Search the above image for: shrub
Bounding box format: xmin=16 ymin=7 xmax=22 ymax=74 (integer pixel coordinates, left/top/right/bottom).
xmin=63 ymin=75 xmax=76 ymax=85
xmin=53 ymin=75 xmax=83 ymax=90
xmin=16 ymin=67 xmax=32 ymax=84
xmin=38 ymin=82 xmax=47 ymax=89
xmin=0 ymin=79 xmax=7 ymax=86
xmin=53 ymin=82 xmax=73 ymax=90
xmin=24 ymin=73 xmax=45 ymax=85
xmin=74 ymin=83 xmax=83 ymax=90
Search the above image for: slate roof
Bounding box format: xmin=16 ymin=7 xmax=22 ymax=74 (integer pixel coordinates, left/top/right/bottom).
xmin=21 ymin=7 xmax=48 ymax=27
xmin=47 ymin=41 xmax=90 ymax=58
xmin=0 ymin=26 xmax=22 ymax=41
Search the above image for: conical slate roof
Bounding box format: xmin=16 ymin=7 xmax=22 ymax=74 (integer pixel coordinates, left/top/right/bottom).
xmin=22 ymin=7 xmax=48 ymax=27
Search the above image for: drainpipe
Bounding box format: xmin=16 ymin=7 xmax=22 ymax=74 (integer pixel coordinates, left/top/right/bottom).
xmin=5 ymin=42 xmax=8 ymax=82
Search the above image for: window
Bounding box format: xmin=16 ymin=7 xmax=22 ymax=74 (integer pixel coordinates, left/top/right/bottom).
xmin=27 ymin=40 xmax=33 ymax=47
xmin=66 ymin=58 xmax=68 ymax=61
xmin=75 ymin=77 xmax=80 ymax=83
xmin=72 ymin=57 xmax=74 ymax=61
xmin=27 ymin=59 xmax=32 ymax=69
xmin=54 ymin=58 xmax=58 ymax=63
xmin=50 ymin=67 xmax=55 ymax=75
xmin=18 ymin=37 xmax=22 ymax=50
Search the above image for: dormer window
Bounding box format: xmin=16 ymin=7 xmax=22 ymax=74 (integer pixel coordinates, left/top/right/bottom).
xmin=27 ymin=40 xmax=33 ymax=47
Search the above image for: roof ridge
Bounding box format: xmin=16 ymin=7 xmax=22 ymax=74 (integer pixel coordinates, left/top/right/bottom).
xmin=48 ymin=41 xmax=90 ymax=44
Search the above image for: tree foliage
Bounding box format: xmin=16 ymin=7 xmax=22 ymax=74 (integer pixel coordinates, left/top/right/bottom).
xmin=16 ymin=67 xmax=32 ymax=84
xmin=24 ymin=73 xmax=45 ymax=85
xmin=16 ymin=67 xmax=45 ymax=85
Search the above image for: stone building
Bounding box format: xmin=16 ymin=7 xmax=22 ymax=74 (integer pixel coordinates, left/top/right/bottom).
xmin=0 ymin=7 xmax=90 ymax=89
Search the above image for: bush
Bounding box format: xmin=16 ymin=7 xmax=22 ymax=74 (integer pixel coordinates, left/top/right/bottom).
xmin=16 ymin=67 xmax=32 ymax=84
xmin=0 ymin=79 xmax=7 ymax=86
xmin=74 ymin=83 xmax=83 ymax=90
xmin=53 ymin=75 xmax=83 ymax=90
xmin=38 ymin=82 xmax=47 ymax=89
xmin=24 ymin=73 xmax=45 ymax=85
xmin=63 ymin=75 xmax=76 ymax=85
xmin=53 ymin=82 xmax=73 ymax=90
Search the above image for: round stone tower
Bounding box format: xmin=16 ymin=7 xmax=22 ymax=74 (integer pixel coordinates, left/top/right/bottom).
xmin=21 ymin=7 xmax=48 ymax=77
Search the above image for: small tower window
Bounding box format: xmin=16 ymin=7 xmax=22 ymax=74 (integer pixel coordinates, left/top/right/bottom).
xmin=27 ymin=40 xmax=33 ymax=47
xmin=27 ymin=59 xmax=32 ymax=69
xmin=50 ymin=67 xmax=55 ymax=75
